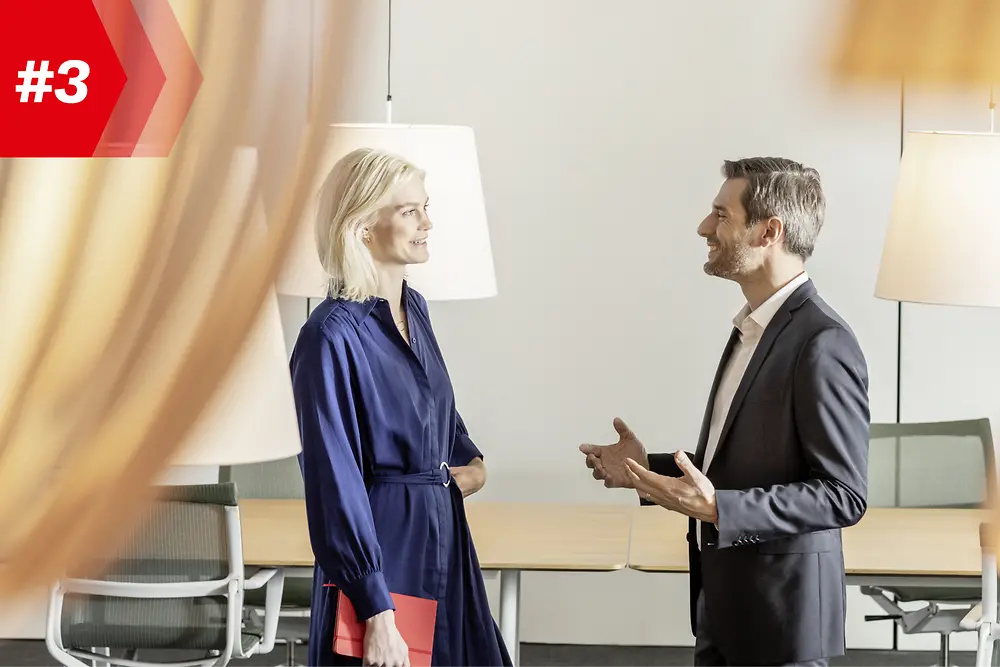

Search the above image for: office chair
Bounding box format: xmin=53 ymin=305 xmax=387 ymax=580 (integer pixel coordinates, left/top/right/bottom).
xmin=221 ymin=456 xmax=311 ymax=666
xmin=861 ymin=418 xmax=996 ymax=666
xmin=45 ymin=482 xmax=284 ymax=667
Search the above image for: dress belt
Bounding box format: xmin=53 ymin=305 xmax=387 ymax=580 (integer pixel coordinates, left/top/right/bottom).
xmin=372 ymin=461 xmax=451 ymax=487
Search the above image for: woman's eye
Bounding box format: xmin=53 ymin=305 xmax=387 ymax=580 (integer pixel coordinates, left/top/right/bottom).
xmin=402 ymin=209 xmax=415 ymax=216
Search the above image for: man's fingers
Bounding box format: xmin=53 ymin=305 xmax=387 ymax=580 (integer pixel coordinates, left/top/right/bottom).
xmin=624 ymin=457 xmax=653 ymax=480
xmin=612 ymin=417 xmax=632 ymax=439
xmin=674 ymin=450 xmax=701 ymax=478
xmin=624 ymin=464 xmax=648 ymax=494
xmin=580 ymin=443 xmax=602 ymax=456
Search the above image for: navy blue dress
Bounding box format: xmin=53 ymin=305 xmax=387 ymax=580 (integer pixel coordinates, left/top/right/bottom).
xmin=289 ymin=283 xmax=511 ymax=667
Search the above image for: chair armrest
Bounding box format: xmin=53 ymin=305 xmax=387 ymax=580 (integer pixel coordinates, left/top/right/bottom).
xmin=58 ymin=578 xmax=231 ymax=598
xmin=962 ymin=602 xmax=984 ymax=630
xmin=249 ymin=568 xmax=284 ymax=654
xmin=860 ymin=586 xmax=905 ymax=616
xmin=244 ymin=568 xmax=278 ymax=591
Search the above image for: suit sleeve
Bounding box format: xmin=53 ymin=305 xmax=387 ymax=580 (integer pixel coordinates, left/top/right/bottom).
xmin=291 ymin=324 xmax=394 ymax=620
xmin=713 ymin=326 xmax=870 ymax=547
xmin=648 ymin=452 xmax=695 ymax=477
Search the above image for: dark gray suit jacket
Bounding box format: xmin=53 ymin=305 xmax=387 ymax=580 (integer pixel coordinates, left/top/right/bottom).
xmin=648 ymin=279 xmax=870 ymax=665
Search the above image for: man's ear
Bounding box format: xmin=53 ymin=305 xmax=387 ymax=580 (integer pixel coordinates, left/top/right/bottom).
xmin=759 ymin=216 xmax=784 ymax=248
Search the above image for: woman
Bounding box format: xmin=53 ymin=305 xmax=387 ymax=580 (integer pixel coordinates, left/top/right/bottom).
xmin=290 ymin=147 xmax=511 ymax=667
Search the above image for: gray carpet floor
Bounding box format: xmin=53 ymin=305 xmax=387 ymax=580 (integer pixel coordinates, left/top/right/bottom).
xmin=0 ymin=640 xmax=976 ymax=666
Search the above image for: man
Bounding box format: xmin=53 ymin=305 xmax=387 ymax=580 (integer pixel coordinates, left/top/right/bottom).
xmin=580 ymin=157 xmax=870 ymax=666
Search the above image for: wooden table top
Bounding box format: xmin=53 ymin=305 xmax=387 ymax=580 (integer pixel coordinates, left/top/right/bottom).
xmin=238 ymin=498 xmax=634 ymax=571
xmin=627 ymin=505 xmax=987 ymax=577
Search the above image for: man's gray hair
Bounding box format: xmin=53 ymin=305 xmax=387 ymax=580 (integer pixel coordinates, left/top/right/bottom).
xmin=723 ymin=157 xmax=825 ymax=260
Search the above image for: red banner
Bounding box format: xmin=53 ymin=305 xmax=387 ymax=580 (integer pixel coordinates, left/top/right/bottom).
xmin=0 ymin=0 xmax=202 ymax=158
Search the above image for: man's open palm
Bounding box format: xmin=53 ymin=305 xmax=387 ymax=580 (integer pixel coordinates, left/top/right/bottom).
xmin=579 ymin=418 xmax=648 ymax=488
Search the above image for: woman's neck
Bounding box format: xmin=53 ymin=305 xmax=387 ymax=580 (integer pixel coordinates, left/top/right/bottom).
xmin=374 ymin=262 xmax=407 ymax=317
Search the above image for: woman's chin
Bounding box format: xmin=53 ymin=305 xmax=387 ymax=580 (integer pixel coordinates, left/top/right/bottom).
xmin=407 ymin=248 xmax=431 ymax=264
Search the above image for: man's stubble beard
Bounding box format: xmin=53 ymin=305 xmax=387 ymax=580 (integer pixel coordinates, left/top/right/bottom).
xmin=703 ymin=243 xmax=752 ymax=280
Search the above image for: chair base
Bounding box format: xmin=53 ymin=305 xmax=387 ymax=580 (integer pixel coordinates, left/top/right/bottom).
xmin=279 ymin=638 xmax=306 ymax=667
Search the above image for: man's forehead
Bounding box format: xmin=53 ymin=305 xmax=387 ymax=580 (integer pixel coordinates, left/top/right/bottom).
xmin=714 ymin=177 xmax=746 ymax=209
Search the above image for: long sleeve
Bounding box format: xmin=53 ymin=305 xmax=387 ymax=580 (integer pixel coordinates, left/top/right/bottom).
xmin=450 ymin=411 xmax=484 ymax=466
xmin=290 ymin=323 xmax=394 ymax=620
xmin=648 ymin=452 xmax=695 ymax=477
xmin=714 ymin=326 xmax=870 ymax=548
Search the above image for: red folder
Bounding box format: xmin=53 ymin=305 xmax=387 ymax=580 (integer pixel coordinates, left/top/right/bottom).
xmin=331 ymin=588 xmax=437 ymax=666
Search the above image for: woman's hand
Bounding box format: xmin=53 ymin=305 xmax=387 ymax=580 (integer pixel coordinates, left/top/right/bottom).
xmin=364 ymin=610 xmax=409 ymax=667
xmin=450 ymin=457 xmax=487 ymax=498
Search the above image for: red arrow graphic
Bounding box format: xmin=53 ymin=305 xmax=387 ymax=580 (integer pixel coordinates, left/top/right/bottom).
xmin=132 ymin=0 xmax=202 ymax=157
xmin=0 ymin=0 xmax=126 ymax=157
xmin=92 ymin=0 xmax=166 ymax=157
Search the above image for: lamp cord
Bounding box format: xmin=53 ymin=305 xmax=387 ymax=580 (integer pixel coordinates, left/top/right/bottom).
xmin=890 ymin=78 xmax=905 ymax=654
xmin=386 ymin=0 xmax=393 ymax=123
xmin=990 ymin=84 xmax=995 ymax=133
xmin=896 ymin=77 xmax=904 ymax=427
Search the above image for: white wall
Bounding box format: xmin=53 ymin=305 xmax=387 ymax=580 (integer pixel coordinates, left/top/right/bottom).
xmin=296 ymin=0 xmax=912 ymax=650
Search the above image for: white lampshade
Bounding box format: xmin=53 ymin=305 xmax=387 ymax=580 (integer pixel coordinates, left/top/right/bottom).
xmin=875 ymin=131 xmax=1000 ymax=308
xmin=276 ymin=123 xmax=497 ymax=301
xmin=170 ymin=288 xmax=302 ymax=466
xmin=171 ymin=147 xmax=302 ymax=467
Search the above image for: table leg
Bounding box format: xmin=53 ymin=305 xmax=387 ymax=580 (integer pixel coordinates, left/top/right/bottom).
xmin=499 ymin=570 xmax=521 ymax=666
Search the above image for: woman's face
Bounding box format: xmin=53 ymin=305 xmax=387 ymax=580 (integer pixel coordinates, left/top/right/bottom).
xmin=365 ymin=176 xmax=432 ymax=267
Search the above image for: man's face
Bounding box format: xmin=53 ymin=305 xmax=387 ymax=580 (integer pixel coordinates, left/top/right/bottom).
xmin=697 ymin=178 xmax=761 ymax=280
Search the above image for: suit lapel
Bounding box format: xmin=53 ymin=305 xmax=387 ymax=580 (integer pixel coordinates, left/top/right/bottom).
xmin=710 ymin=280 xmax=816 ymax=462
xmin=712 ymin=309 xmax=792 ymax=458
xmin=694 ymin=327 xmax=739 ymax=470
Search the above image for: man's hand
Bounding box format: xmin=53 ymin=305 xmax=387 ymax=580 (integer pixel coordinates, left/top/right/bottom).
xmin=579 ymin=418 xmax=649 ymax=489
xmin=450 ymin=457 xmax=486 ymax=498
xmin=624 ymin=451 xmax=718 ymax=523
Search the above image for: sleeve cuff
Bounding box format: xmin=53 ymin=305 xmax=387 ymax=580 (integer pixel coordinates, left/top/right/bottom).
xmin=648 ymin=453 xmax=680 ymax=477
xmin=714 ymin=489 xmax=743 ymax=548
xmin=340 ymin=570 xmax=394 ymax=621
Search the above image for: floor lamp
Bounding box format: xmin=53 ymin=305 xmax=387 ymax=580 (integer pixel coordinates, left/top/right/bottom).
xmin=161 ymin=287 xmax=303 ymax=483
xmin=876 ymin=130 xmax=1000 ymax=308
xmin=875 ymin=129 xmax=1000 ymax=661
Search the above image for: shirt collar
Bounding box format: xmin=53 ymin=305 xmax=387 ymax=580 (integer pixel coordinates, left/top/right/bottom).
xmin=341 ymin=296 xmax=378 ymax=324
xmin=339 ymin=280 xmax=413 ymax=325
xmin=732 ymin=271 xmax=809 ymax=336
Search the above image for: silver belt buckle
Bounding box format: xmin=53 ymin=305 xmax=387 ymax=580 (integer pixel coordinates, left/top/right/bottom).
xmin=439 ymin=461 xmax=450 ymax=487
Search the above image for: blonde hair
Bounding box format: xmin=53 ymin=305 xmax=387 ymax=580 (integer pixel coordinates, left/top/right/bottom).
xmin=314 ymin=147 xmax=425 ymax=301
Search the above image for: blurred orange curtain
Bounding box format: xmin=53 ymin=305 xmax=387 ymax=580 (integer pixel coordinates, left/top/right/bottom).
xmin=830 ymin=0 xmax=1000 ymax=85
xmin=0 ymin=0 xmax=355 ymax=595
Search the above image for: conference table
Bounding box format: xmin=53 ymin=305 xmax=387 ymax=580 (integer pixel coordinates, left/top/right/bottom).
xmin=628 ymin=505 xmax=986 ymax=587
xmin=239 ymin=500 xmax=986 ymax=666
xmin=239 ymin=499 xmax=634 ymax=666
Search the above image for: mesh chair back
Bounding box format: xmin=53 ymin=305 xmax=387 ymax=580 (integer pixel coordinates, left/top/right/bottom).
xmin=221 ymin=457 xmax=311 ymax=608
xmin=868 ymin=419 xmax=995 ymax=509
xmin=60 ymin=483 xmax=239 ymax=651
xmin=220 ymin=456 xmax=304 ymax=499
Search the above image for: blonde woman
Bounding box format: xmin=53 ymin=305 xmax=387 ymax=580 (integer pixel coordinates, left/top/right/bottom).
xmin=290 ymin=147 xmax=511 ymax=667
